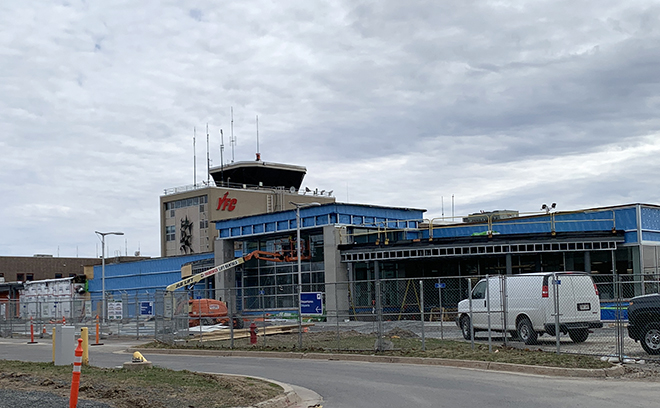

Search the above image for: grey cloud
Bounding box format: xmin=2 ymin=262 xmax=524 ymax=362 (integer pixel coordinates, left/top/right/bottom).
xmin=2 ymin=1 xmax=660 ymax=256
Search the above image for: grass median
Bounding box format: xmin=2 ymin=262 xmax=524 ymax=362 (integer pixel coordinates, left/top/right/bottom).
xmin=144 ymin=328 xmax=613 ymax=370
xmin=0 ymin=359 xmax=282 ymax=408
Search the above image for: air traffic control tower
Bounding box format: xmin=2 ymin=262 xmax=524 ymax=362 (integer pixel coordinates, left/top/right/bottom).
xmin=160 ymin=159 xmax=335 ymax=257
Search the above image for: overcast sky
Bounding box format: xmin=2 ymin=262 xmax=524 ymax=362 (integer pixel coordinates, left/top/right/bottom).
xmin=2 ymin=1 xmax=659 ymax=258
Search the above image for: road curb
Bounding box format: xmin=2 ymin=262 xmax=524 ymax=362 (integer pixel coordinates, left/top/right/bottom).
xmin=128 ymin=347 xmax=624 ymax=378
xmin=201 ymin=373 xmax=303 ymax=408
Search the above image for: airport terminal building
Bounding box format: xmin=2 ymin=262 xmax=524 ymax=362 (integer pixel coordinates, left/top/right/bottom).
xmin=80 ymin=158 xmax=660 ymax=319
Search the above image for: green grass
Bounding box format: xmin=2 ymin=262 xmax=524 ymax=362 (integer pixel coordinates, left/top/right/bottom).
xmin=143 ymin=331 xmax=612 ymax=370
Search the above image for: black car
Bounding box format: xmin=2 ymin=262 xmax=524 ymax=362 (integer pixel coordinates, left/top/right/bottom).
xmin=627 ymin=293 xmax=660 ymax=355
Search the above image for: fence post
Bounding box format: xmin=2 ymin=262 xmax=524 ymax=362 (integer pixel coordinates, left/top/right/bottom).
xmin=438 ymin=278 xmax=444 ymax=340
xmin=615 ymin=273 xmax=624 ymax=360
xmin=135 ymin=293 xmax=140 ymax=340
xmin=502 ymin=276 xmax=508 ymax=347
xmin=468 ymin=278 xmax=474 ymax=349
xmin=260 ymin=281 xmax=266 ymax=348
xmin=229 ymin=289 xmax=234 ymax=349
xmin=335 ymin=281 xmax=340 ymax=351
xmin=553 ymin=273 xmax=561 ymax=354
xmin=198 ymin=293 xmax=203 ymax=344
xmin=375 ymin=262 xmax=384 ymax=352
xmin=486 ymin=275 xmax=492 ymax=353
xmin=420 ymin=280 xmax=425 ymax=351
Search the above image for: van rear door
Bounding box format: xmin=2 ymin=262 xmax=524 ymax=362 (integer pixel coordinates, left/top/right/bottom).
xmin=551 ymin=273 xmax=600 ymax=324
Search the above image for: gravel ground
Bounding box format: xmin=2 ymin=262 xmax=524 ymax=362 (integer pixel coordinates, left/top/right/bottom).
xmin=0 ymin=389 xmax=113 ymax=408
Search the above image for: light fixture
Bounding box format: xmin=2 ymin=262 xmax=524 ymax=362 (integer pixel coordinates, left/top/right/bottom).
xmin=541 ymin=202 xmax=558 ymax=214
xmin=95 ymin=230 xmax=124 ymax=324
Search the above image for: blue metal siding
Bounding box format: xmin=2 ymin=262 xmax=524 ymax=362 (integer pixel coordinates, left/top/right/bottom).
xmin=423 ymin=206 xmax=643 ymax=241
xmin=213 ymin=203 xmax=424 ymax=239
xmin=88 ymin=253 xmax=213 ymax=295
xmin=642 ymin=206 xmax=660 ymax=235
xmin=643 ymin=231 xmax=660 ymax=242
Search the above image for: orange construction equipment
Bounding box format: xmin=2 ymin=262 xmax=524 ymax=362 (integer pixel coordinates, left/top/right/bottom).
xmin=167 ymin=247 xmax=311 ymax=292
xmin=188 ymin=299 xmax=244 ymax=329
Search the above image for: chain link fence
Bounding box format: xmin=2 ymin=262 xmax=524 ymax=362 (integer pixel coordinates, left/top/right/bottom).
xmin=2 ymin=273 xmax=659 ymax=361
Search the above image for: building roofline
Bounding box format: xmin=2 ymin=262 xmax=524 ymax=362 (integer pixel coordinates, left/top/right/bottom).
xmin=209 ymin=160 xmax=306 ymax=174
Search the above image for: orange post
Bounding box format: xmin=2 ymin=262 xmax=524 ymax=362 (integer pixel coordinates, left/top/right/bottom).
xmin=91 ymin=315 xmax=103 ymax=346
xmin=28 ymin=317 xmax=38 ymax=344
xmin=69 ymin=338 xmax=83 ymax=408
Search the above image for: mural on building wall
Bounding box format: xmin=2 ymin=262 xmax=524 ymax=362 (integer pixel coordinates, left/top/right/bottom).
xmin=180 ymin=216 xmax=194 ymax=254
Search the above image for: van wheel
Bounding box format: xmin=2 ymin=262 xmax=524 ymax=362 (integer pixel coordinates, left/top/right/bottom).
xmin=459 ymin=316 xmax=472 ymax=340
xmin=517 ymin=317 xmax=537 ymax=345
xmin=568 ymin=329 xmax=589 ymax=343
xmin=641 ymin=323 xmax=660 ymax=355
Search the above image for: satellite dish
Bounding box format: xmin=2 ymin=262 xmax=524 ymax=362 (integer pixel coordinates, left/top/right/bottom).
xmin=290 ymin=187 xmax=296 ymax=193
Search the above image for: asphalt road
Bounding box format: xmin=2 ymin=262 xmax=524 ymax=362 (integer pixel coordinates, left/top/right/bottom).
xmin=2 ymin=338 xmax=660 ymax=408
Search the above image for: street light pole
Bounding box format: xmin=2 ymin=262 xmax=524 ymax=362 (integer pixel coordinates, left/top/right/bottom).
xmin=95 ymin=231 xmax=124 ymax=324
xmin=289 ymin=202 xmax=320 ymax=349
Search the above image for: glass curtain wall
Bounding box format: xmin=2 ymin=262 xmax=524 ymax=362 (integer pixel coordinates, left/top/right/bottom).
xmin=240 ymin=232 xmax=325 ymax=312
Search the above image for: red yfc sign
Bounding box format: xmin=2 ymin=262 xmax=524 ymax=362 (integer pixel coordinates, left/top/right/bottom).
xmin=217 ymin=192 xmax=237 ymax=211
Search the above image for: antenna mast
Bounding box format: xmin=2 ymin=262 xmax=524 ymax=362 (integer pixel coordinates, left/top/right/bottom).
xmin=230 ymin=107 xmax=236 ymax=163
xmin=193 ymin=126 xmax=197 ymax=186
xmin=206 ymin=123 xmax=210 ymax=185
xmin=256 ymin=115 xmax=260 ymax=161
xmin=220 ymin=129 xmax=225 ymax=186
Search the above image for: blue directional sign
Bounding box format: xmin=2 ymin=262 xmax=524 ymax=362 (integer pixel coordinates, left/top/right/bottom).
xmin=300 ymin=292 xmax=323 ymax=315
xmin=139 ymin=301 xmax=153 ymax=316
xmin=435 ymin=283 xmax=446 ymax=289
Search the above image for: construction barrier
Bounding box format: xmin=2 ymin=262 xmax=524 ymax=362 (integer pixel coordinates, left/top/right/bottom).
xmin=27 ymin=317 xmax=37 ymax=344
xmin=91 ymin=315 xmax=102 ymax=346
xmin=69 ymin=338 xmax=83 ymax=408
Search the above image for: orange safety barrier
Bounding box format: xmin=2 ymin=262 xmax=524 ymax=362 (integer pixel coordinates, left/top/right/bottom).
xmin=92 ymin=315 xmax=103 ymax=346
xmin=69 ymin=338 xmax=83 ymax=408
xmin=27 ymin=317 xmax=38 ymax=344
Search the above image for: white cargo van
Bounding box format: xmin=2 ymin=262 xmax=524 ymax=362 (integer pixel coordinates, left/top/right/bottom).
xmin=456 ymin=272 xmax=602 ymax=344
